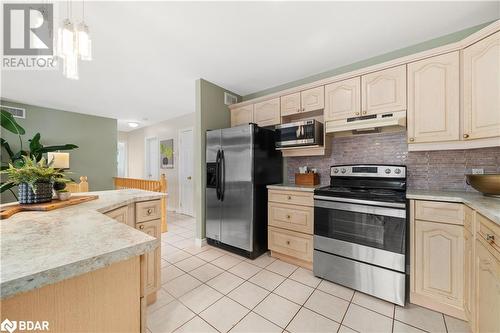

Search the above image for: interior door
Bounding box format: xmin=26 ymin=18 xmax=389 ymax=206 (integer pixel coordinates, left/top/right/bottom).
xmin=145 ymin=137 xmax=159 ymax=180
xmin=221 ymin=125 xmax=254 ymax=251
xmin=179 ymin=128 xmax=194 ymax=216
xmin=206 ymin=130 xmax=221 ymax=241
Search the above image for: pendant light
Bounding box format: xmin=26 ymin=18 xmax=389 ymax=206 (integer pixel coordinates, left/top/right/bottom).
xmin=77 ymin=1 xmax=92 ymax=61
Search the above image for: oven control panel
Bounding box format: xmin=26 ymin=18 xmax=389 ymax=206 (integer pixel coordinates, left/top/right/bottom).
xmin=330 ymin=165 xmax=406 ymax=178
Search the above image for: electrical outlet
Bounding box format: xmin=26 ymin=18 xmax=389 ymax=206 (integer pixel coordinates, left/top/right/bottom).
xmin=472 ymin=168 xmax=484 ymax=175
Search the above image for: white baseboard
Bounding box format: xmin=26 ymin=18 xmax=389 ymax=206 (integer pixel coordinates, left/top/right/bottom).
xmin=195 ymin=238 xmax=207 ymax=247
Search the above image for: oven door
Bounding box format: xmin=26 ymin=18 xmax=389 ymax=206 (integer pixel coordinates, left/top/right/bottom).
xmin=314 ymin=198 xmax=406 ymax=272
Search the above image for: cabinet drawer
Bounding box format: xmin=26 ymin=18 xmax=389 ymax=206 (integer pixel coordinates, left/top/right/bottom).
xmin=415 ymin=200 xmax=464 ymax=225
xmin=268 ymin=202 xmax=313 ymax=234
xmin=464 ymin=205 xmax=474 ymax=233
xmin=268 ymin=190 xmax=313 ymax=207
xmin=268 ymin=226 xmax=313 ymax=262
xmin=136 ymin=200 xmax=161 ymax=223
xmin=477 ymin=213 xmax=500 ymax=258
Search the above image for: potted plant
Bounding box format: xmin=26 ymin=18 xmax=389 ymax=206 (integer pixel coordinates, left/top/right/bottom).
xmin=56 ymin=189 xmax=71 ymax=201
xmin=1 ymin=156 xmax=70 ymax=204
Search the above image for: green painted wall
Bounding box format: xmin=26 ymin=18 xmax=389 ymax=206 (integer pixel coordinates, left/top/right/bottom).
xmin=1 ymin=100 xmax=117 ymax=202
xmin=194 ymin=79 xmax=241 ymax=240
xmin=243 ymin=21 xmax=494 ymax=100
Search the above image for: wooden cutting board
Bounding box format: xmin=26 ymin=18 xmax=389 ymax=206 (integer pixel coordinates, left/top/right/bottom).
xmin=0 ymin=195 xmax=99 ymax=220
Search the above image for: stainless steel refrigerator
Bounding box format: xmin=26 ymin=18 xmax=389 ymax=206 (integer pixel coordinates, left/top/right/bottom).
xmin=206 ymin=124 xmax=282 ymax=258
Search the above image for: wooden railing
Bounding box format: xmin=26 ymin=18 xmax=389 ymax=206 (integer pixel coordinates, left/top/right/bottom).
xmin=66 ymin=176 xmax=89 ymax=193
xmin=113 ymin=175 xmax=167 ymax=232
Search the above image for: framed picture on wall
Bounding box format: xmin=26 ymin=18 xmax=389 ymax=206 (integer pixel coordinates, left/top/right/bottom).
xmin=160 ymin=139 xmax=174 ymax=169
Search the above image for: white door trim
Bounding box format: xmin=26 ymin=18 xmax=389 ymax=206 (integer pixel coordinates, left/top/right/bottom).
xmin=178 ymin=127 xmax=194 ymax=216
xmin=144 ymin=136 xmax=159 ymax=180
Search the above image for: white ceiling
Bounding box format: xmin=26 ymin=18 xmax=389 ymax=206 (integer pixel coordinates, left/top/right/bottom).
xmin=2 ymin=1 xmax=499 ymax=131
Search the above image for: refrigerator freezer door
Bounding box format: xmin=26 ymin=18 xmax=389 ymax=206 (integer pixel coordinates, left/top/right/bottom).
xmin=206 ymin=129 xmax=222 ymax=241
xmin=221 ymin=125 xmax=254 ymax=251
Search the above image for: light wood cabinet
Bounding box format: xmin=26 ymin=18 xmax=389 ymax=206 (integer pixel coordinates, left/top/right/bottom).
xmin=281 ymin=92 xmax=302 ymax=116
xmin=254 ymin=98 xmax=281 ymax=127
xmin=231 ymin=105 xmax=254 ymax=127
xmin=474 ymin=240 xmax=500 ymax=333
xmin=407 ymin=52 xmax=460 ymax=143
xmin=301 ymin=86 xmax=324 ymax=112
xmin=362 ymin=65 xmax=407 ymax=115
xmin=324 ymin=77 xmax=361 ymax=121
xmin=414 ymin=219 xmax=465 ymax=314
xmin=136 ymin=200 xmax=162 ymax=223
xmin=137 ymin=219 xmax=161 ymax=297
xmin=267 ymin=189 xmax=314 ymax=269
xmin=105 ymin=205 xmax=134 ymax=227
xmin=464 ymin=228 xmax=475 ymax=324
xmin=415 ymin=200 xmax=464 ymax=225
xmin=463 ymin=31 xmax=500 ymax=140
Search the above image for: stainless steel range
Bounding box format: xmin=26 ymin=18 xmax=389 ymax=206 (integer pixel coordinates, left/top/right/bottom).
xmin=313 ymin=164 xmax=408 ymax=305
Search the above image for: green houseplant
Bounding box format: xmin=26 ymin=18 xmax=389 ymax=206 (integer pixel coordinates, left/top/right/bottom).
xmin=1 ymin=156 xmax=70 ymax=204
xmin=0 ymin=108 xmax=78 ymax=198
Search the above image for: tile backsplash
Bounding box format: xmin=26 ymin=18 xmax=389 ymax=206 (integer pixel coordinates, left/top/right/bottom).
xmin=286 ymin=131 xmax=500 ymax=191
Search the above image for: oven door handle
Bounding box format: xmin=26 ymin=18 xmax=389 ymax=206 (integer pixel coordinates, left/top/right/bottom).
xmin=314 ymin=200 xmax=406 ymax=219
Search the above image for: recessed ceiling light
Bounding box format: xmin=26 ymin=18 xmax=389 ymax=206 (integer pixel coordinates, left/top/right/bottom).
xmin=128 ymin=122 xmax=139 ymax=128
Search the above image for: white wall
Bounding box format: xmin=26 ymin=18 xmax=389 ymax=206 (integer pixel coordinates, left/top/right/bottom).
xmin=121 ymin=112 xmax=195 ymax=213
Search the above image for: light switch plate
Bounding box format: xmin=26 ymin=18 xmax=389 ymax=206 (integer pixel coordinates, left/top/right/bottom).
xmin=471 ymin=168 xmax=484 ymax=174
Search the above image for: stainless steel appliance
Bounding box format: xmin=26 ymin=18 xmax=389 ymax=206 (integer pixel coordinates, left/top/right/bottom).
xmin=313 ymin=164 xmax=408 ymax=305
xmin=206 ymin=124 xmax=282 ymax=258
xmin=275 ymin=119 xmax=323 ymax=148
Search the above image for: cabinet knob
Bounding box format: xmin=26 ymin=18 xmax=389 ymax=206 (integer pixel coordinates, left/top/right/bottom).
xmin=355 ymin=112 xmax=360 ymax=116
xmin=287 ymin=196 xmax=292 ymax=200
xmin=139 ymin=225 xmax=145 ymax=230
xmin=297 ymin=108 xmax=301 ymax=113
xmin=409 ymin=138 xmax=415 ymax=142
xmin=486 ymin=234 xmax=495 ymax=242
xmin=463 ymin=134 xmax=470 ymax=139
xmin=362 ymin=111 xmax=367 ymax=115
xmin=286 ymin=215 xmax=291 ymax=219
xmin=147 ymin=208 xmax=153 ymax=215
xmin=286 ymin=240 xmax=290 ymax=245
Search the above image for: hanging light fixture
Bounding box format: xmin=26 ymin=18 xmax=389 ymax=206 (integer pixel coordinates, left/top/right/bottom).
xmin=77 ymin=1 xmax=92 ymax=61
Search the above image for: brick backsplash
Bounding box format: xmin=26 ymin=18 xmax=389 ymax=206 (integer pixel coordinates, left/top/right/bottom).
xmin=286 ymin=131 xmax=500 ymax=192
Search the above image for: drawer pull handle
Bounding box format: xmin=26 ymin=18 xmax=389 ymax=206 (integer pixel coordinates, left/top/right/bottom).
xmin=287 ymin=196 xmax=292 ymax=200
xmin=286 ymin=240 xmax=290 ymax=245
xmin=147 ymin=208 xmax=153 ymax=215
xmin=463 ymin=134 xmax=469 ymax=139
xmin=486 ymin=234 xmax=495 ymax=242
xmin=286 ymin=215 xmax=291 ymax=219
xmin=139 ymin=225 xmax=145 ymax=230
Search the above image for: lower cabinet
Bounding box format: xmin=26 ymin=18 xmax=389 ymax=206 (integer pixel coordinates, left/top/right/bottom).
xmin=137 ymin=219 xmax=161 ymax=298
xmin=413 ymin=219 xmax=465 ymax=317
xmin=464 ymin=229 xmax=475 ymax=324
xmin=475 ymin=240 xmax=500 ymax=333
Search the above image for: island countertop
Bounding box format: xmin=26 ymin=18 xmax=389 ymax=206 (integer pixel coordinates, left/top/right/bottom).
xmin=406 ymin=189 xmax=500 ymax=225
xmin=0 ymin=189 xmax=165 ymax=300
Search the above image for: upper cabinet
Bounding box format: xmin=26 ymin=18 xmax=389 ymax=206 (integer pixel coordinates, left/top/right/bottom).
xmin=230 ymin=105 xmax=254 ymax=127
xmin=281 ymin=87 xmax=325 ymax=116
xmin=324 ymin=77 xmax=361 ymax=121
xmin=254 ymin=98 xmax=281 ymax=127
xmin=407 ymin=52 xmax=460 ymax=143
xmin=462 ymin=31 xmax=500 ymax=140
xmin=362 ymin=65 xmax=407 ymax=115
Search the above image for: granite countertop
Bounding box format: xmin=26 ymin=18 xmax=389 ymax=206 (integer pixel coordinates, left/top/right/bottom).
xmin=406 ymin=190 xmax=500 ymax=225
xmin=0 ymin=189 xmax=165 ymax=300
xmin=267 ymin=183 xmax=322 ymax=193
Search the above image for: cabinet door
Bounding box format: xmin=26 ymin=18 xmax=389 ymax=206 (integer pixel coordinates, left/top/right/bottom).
xmin=463 ymin=31 xmax=500 ymax=140
xmin=464 ymin=229 xmax=474 ymax=323
xmin=254 ymin=98 xmax=280 ymax=127
xmin=231 ymin=105 xmax=254 ymax=127
xmin=414 ymin=220 xmax=464 ymax=309
xmin=324 ymin=77 xmax=361 ymax=121
xmin=105 ymin=205 xmax=134 ymax=227
xmin=362 ymin=65 xmax=407 ymax=115
xmin=301 ymin=86 xmax=324 ymax=112
xmin=407 ymin=52 xmax=460 ymax=143
xmin=281 ymin=92 xmax=301 ymax=116
xmin=475 ymin=240 xmax=500 ymax=333
xmin=137 ymin=220 xmax=161 ymax=295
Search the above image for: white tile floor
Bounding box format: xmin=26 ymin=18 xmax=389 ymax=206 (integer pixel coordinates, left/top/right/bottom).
xmin=148 ymin=212 xmax=471 ymax=333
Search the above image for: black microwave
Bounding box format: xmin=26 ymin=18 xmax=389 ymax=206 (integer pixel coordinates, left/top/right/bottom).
xmin=275 ymin=120 xmax=324 ymax=148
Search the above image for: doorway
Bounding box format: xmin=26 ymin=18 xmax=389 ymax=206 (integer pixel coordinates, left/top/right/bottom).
xmin=145 ymin=136 xmax=159 ymax=180
xmin=178 ymin=128 xmax=194 ymax=216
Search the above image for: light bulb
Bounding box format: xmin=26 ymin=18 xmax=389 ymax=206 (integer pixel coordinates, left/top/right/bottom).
xmin=77 ymin=23 xmax=92 ymax=61
xmin=61 ymin=19 xmax=75 ymax=57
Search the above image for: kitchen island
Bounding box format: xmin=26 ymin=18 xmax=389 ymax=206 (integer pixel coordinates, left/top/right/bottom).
xmin=0 ymin=189 xmax=164 ymax=333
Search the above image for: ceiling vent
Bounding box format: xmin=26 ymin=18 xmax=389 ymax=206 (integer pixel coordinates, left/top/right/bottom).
xmin=224 ymin=92 xmax=238 ymax=106
xmin=1 ymin=105 xmax=26 ymax=119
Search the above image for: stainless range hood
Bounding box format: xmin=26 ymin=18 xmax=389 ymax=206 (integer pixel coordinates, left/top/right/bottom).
xmin=325 ymin=111 xmax=406 ymax=136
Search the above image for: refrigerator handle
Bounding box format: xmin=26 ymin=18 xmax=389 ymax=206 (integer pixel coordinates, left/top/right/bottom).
xmin=215 ymin=150 xmax=221 ymax=200
xmin=220 ymin=150 xmax=225 ymax=202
